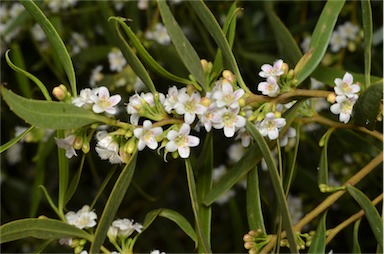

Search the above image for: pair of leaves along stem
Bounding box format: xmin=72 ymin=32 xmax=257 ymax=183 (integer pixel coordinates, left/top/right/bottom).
xmin=1 ymin=0 xmax=383 ymax=253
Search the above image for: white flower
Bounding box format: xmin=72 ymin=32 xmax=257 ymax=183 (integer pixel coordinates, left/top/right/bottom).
xmin=9 ymin=3 xmax=24 ymax=18
xmin=334 ymin=72 xmax=360 ymax=98
xmin=279 ymin=127 xmax=297 ymax=147
xmin=165 ymin=123 xmax=200 ymax=159
xmin=90 ymin=86 xmax=121 ymax=114
xmin=300 ymin=35 xmax=311 ymax=53
xmin=54 ymin=135 xmax=77 ymax=159
xmin=174 ymin=91 xmax=206 ymax=125
xmin=138 ymin=0 xmax=150 ymax=10
xmin=90 ymin=65 xmax=104 ymax=87
xmin=70 ymin=32 xmax=88 ymax=55
xmin=330 ymin=95 xmax=357 ymax=123
xmin=227 ymin=143 xmax=245 ymax=163
xmin=6 ymin=142 xmax=22 ymax=165
xmin=31 ymin=23 xmax=46 ymax=42
xmin=329 ymin=30 xmax=347 ymax=52
xmin=338 ymin=22 xmax=359 ymax=41
xmin=212 ymin=81 xmax=244 ymax=109
xmin=95 ymin=131 xmax=123 ymax=164
xmin=108 ymin=48 xmax=127 ymax=72
xmin=235 ymin=128 xmax=252 ymax=147
xmin=65 ymin=205 xmax=97 ymax=229
xmin=257 ymin=76 xmax=280 ymax=97
xmin=134 ymin=120 xmax=163 ymax=151
xmin=212 ymin=165 xmax=227 ymax=182
xmin=145 ymin=23 xmax=171 ymax=45
xmin=163 ymin=86 xmax=187 ymax=113
xmin=212 ymin=108 xmax=246 ymax=138
xmin=257 ymin=113 xmax=286 ymax=140
xmin=259 ymin=59 xmax=284 ymax=78
xmin=72 ymin=88 xmax=95 ymax=108
xmin=79 ymin=251 xmax=88 ymax=254
xmin=197 ymin=103 xmax=218 ymax=132
xmin=109 ymin=218 xmax=143 ymax=238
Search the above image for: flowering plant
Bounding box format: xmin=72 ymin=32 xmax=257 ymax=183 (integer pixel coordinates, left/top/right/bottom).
xmin=1 ymin=1 xmax=382 ymax=253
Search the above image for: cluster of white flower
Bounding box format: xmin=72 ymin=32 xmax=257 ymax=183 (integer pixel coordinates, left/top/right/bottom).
xmin=56 ymin=61 xmax=296 ymax=162
xmin=329 ymin=22 xmax=360 ymax=52
xmin=330 ymin=72 xmax=360 ymax=123
xmin=145 ymin=23 xmax=171 ymax=46
xmin=60 ymin=205 xmax=149 ymax=253
xmin=108 ymin=47 xmax=127 ymax=72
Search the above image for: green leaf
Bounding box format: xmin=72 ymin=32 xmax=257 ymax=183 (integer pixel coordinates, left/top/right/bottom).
xmin=5 ymin=50 xmax=51 ymax=101
xmin=295 ymin=0 xmax=345 ymax=86
xmin=0 ymin=218 xmax=92 ymax=243
xmin=1 ymin=87 xmax=111 ymax=130
xmin=347 ymin=186 xmax=383 ymax=250
xmin=308 ymin=211 xmax=328 ymax=253
xmin=264 ymin=3 xmax=302 ymax=66
xmin=189 ymin=1 xmax=250 ymax=93
xmin=318 ymin=128 xmax=334 ymax=190
xmin=112 ymin=17 xmax=191 ymax=86
xmin=57 ymin=130 xmax=69 ymax=218
xmin=245 ymin=121 xmax=298 ymax=253
xmin=33 ymin=239 xmax=54 ymax=254
xmin=90 ymin=152 xmax=137 ymax=253
xmin=0 ymin=125 xmax=35 ymax=153
xmin=246 ymin=166 xmax=266 ymax=233
xmin=9 ymin=43 xmax=32 ymax=98
xmin=352 ymin=219 xmax=362 ymax=254
xmin=21 ymin=0 xmax=77 ymax=95
xmin=361 ymin=0 xmax=373 ymax=89
xmin=157 ymin=1 xmax=205 ymax=90
xmin=185 ymin=159 xmax=212 ymax=253
xmin=111 ymin=17 xmax=157 ymax=94
xmin=141 ymin=208 xmax=198 ymax=244
xmin=352 ymin=83 xmax=383 ymax=131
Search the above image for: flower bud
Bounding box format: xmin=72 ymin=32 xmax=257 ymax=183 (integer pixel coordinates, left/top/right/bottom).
xmin=274 ymin=111 xmax=282 ymax=118
xmin=52 ymin=84 xmax=68 ymax=101
xmin=243 ymin=234 xmax=254 ymax=242
xmin=82 ymin=141 xmax=90 ymax=154
xmin=201 ymin=59 xmax=213 ymax=73
xmin=38 ymin=215 xmax=48 ymax=219
xmin=200 ymin=97 xmax=212 ymax=107
xmin=282 ymin=63 xmax=289 ymax=75
xmin=327 ymin=93 xmax=336 ymax=104
xmin=249 ymin=248 xmax=258 ymax=254
xmin=222 ymin=70 xmax=236 ymax=83
xmin=244 ymin=241 xmax=256 ymax=249
xmin=74 ymin=245 xmax=84 ymax=254
xmin=238 ymin=98 xmax=246 ymax=108
xmin=287 ymin=69 xmax=295 ymax=80
xmin=73 ymin=136 xmax=83 ymax=150
xmin=125 ymin=138 xmax=137 ymax=154
xmin=187 ymin=84 xmax=196 ymax=95
xmin=119 ymin=147 xmax=131 ymax=164
xmin=347 ymin=41 xmax=356 ymax=52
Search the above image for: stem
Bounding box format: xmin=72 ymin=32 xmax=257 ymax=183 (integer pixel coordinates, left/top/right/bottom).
xmin=301 ymin=114 xmax=383 ymax=141
xmin=246 ymin=89 xmax=332 ymax=105
xmin=260 ymin=152 xmax=383 ymax=253
xmin=326 ymin=193 xmax=383 ymax=244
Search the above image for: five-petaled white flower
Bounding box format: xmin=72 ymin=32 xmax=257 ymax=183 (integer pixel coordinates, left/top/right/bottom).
xmin=65 ymin=205 xmax=97 ymax=229
xmin=166 ymin=123 xmax=200 ymax=158
xmin=90 ymin=86 xmax=121 ymax=114
xmin=174 ymin=91 xmax=206 ymax=125
xmin=330 ymin=95 xmax=357 ymax=123
xmin=55 ymin=135 xmax=77 ymax=159
xmin=334 ymin=72 xmax=360 ymax=98
xmin=212 ymin=108 xmax=246 ymax=138
xmin=258 ymin=112 xmax=286 ymax=140
xmin=163 ymin=86 xmax=187 ymax=113
xmin=72 ymin=88 xmax=95 ymax=109
xmin=259 ymin=59 xmax=284 ymax=78
xmin=258 ymin=76 xmax=280 ymax=97
xmin=212 ymin=81 xmax=244 ymax=109
xmin=134 ymin=120 xmax=163 ymax=151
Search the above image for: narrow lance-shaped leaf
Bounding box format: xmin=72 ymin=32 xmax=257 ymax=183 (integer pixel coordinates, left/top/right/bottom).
xmin=361 ymin=0 xmax=373 ymax=89
xmin=246 ymin=166 xmax=266 ymax=233
xmin=245 ymin=121 xmax=298 ymax=253
xmin=157 ymin=0 xmax=206 ymax=90
xmin=346 ymin=186 xmax=383 ymax=250
xmin=318 ymin=128 xmax=334 ymax=190
xmin=90 ymin=151 xmax=138 ymax=253
xmin=21 ymin=0 xmax=77 ymax=95
xmin=5 ymin=50 xmax=51 ymax=101
xmin=111 ymin=17 xmax=157 ymax=94
xmin=1 ymin=87 xmax=112 ymax=130
xmin=264 ymin=2 xmax=302 ymax=66
xmin=185 ymin=159 xmax=212 ymax=253
xmin=352 ymin=219 xmax=362 ymax=254
xmin=140 ymin=208 xmax=198 ymax=244
xmin=0 ymin=125 xmax=35 ymax=153
xmin=308 ymin=211 xmax=328 ymax=253
xmin=295 ymin=0 xmax=345 ymax=86
xmin=0 ymin=218 xmax=93 ymax=243
xmin=114 ymin=17 xmax=191 ymax=85
xmin=57 ymin=129 xmax=69 ymax=219
xmin=189 ymin=1 xmax=250 ymax=93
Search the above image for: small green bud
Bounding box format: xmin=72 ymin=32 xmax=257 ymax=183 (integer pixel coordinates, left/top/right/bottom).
xmin=74 ymin=245 xmax=84 ymax=254
xmin=52 ymin=84 xmax=68 ymax=101
xmin=222 ymin=70 xmax=236 ymax=83
xmin=73 ymin=136 xmax=83 ymax=150
xmin=82 ymin=141 xmax=90 ymax=154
